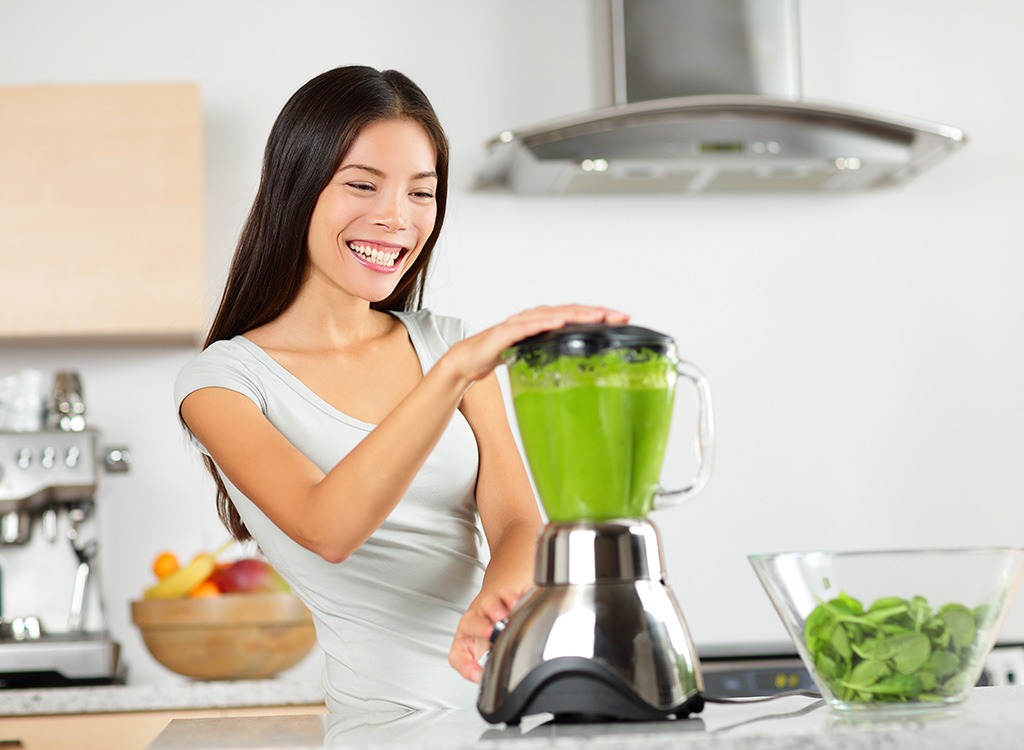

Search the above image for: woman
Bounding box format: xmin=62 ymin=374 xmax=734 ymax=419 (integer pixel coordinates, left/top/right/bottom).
xmin=174 ymin=65 xmax=627 ymax=712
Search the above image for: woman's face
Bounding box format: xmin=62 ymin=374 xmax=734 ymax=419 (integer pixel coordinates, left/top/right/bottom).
xmin=306 ymin=118 xmax=438 ymax=304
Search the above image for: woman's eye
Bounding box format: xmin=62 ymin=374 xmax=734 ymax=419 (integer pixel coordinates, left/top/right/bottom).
xmin=411 ymin=190 xmax=435 ymax=200
xmin=347 ymin=182 xmax=375 ymax=192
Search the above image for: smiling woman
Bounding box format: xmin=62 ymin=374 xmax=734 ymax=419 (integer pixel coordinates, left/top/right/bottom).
xmin=305 ymin=119 xmax=439 ymax=303
xmin=172 ymin=65 xmax=629 ymax=713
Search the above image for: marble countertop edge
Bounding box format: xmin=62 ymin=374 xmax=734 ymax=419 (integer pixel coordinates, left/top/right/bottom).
xmin=0 ymin=679 xmax=326 ymax=716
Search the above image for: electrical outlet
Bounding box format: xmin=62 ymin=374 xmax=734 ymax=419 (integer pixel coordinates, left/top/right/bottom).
xmin=983 ymin=645 xmax=1024 ymax=687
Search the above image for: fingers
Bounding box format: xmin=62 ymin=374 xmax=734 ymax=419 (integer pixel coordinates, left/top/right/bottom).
xmin=448 ymin=612 xmax=491 ymax=683
xmin=449 ymin=588 xmax=530 ymax=683
xmin=443 ymin=304 xmax=632 ymax=385
xmin=494 ymin=303 xmax=631 ymax=357
xmin=506 ymin=304 xmax=630 ymax=329
xmin=476 ymin=588 xmax=520 ymax=623
xmin=457 ymin=610 xmax=499 ymax=641
xmin=500 ymin=304 xmax=630 ymax=350
xmin=450 ymin=635 xmax=486 ymax=683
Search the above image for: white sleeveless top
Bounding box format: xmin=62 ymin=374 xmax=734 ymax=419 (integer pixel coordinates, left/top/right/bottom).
xmin=174 ymin=309 xmax=484 ymax=712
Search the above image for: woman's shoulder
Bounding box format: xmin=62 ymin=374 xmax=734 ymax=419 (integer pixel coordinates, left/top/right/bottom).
xmin=394 ymin=308 xmax=472 ymax=347
xmin=174 ymin=336 xmax=268 ymax=409
xmin=179 ymin=337 xmax=260 ymax=375
xmin=197 ymin=336 xmax=251 ymax=357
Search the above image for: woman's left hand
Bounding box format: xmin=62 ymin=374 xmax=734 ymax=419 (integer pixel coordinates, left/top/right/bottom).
xmin=449 ymin=587 xmax=527 ymax=683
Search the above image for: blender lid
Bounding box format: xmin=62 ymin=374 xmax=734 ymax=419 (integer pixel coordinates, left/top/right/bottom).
xmin=507 ymin=323 xmax=674 ymax=358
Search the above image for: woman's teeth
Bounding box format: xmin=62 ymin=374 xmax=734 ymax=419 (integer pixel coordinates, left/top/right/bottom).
xmin=349 ymin=242 xmax=400 ymax=268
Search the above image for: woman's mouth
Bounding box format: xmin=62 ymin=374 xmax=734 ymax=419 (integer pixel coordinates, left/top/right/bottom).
xmin=347 ymin=241 xmax=407 ymax=271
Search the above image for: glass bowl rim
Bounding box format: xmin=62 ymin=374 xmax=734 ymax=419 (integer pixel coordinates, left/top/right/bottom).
xmin=748 ymin=546 xmax=1024 ymax=563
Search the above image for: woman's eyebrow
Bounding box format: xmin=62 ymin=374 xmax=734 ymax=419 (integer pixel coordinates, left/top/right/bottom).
xmin=339 ymin=163 xmax=437 ymax=180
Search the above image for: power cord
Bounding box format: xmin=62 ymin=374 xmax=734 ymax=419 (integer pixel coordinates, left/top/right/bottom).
xmin=701 ymin=688 xmax=822 ymax=704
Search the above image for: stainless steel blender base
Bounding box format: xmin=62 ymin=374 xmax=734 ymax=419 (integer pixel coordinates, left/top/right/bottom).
xmin=478 ymin=519 xmax=705 ymax=724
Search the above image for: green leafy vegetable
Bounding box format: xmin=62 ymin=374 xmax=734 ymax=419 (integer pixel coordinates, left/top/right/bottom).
xmin=803 ymin=592 xmax=993 ymax=704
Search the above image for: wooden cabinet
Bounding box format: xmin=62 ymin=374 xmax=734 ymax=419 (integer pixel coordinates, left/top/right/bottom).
xmin=0 ymin=703 xmax=326 ymax=750
xmin=0 ymin=83 xmax=205 ymax=343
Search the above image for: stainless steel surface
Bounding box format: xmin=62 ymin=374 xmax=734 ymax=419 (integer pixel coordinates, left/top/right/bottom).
xmin=477 ymin=95 xmax=966 ymax=194
xmin=65 ymin=502 xmax=90 ymax=541
xmin=0 ymin=616 xmax=42 ymax=641
xmin=615 ymin=0 xmax=801 ymax=103
xmin=0 ymin=429 xmax=100 ymax=514
xmin=41 ymin=506 xmax=57 ymax=542
xmin=479 ymin=520 xmax=703 ymax=720
xmin=476 ymin=1 xmax=965 ymax=194
xmin=536 ymin=520 xmax=664 ymax=585
xmin=67 ymin=539 xmax=97 ymax=632
xmin=0 ymin=631 xmax=122 ymax=687
xmin=47 ymin=370 xmax=86 ymax=432
xmin=0 ymin=510 xmax=31 ymax=544
xmin=0 ymin=420 xmax=126 ymax=686
xmin=67 ymin=560 xmax=90 ymax=631
xmin=103 ymin=446 xmax=132 ymax=473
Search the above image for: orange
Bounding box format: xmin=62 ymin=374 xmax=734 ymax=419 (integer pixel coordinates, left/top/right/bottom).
xmin=152 ymin=551 xmax=180 ymax=580
xmin=189 ymin=580 xmax=221 ymax=598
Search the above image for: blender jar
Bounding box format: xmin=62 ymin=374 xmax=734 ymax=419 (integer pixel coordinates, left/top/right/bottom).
xmin=503 ymin=323 xmax=714 ymax=522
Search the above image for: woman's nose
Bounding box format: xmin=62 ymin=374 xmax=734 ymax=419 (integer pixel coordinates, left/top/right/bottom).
xmin=371 ymin=191 xmax=408 ymax=232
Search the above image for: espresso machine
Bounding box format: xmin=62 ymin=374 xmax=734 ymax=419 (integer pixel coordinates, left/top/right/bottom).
xmin=0 ymin=371 xmax=130 ymax=688
xmin=478 ymin=325 xmax=715 ymax=724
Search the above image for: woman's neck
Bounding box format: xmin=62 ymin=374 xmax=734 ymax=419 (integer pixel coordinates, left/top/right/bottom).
xmin=246 ymin=280 xmax=392 ymax=352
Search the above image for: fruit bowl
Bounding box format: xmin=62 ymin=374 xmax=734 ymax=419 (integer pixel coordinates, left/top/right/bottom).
xmin=131 ymin=592 xmax=316 ymax=680
xmin=749 ymin=547 xmax=1024 ymax=712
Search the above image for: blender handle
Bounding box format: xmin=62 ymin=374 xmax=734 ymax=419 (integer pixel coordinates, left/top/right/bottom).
xmin=655 ymin=359 xmax=715 ymax=506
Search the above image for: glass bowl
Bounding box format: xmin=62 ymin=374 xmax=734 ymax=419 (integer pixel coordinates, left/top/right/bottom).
xmin=749 ymin=548 xmax=1024 ymax=712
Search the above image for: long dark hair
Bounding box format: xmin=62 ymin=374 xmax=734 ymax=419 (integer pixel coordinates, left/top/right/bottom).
xmin=201 ymin=66 xmax=450 ymax=540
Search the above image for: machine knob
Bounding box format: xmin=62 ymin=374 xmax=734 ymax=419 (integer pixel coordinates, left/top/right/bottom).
xmin=104 ymin=447 xmax=132 ymax=473
xmin=490 ymin=618 xmax=508 ymax=644
xmin=0 ymin=511 xmax=31 ymax=545
xmin=16 ymin=448 xmax=31 ymax=469
xmin=66 ymin=446 xmax=80 ymax=468
xmin=41 ymin=446 xmax=56 ymax=469
xmin=0 ymin=616 xmax=43 ymax=641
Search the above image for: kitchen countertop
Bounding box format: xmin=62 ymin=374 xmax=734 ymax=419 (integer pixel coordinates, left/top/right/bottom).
xmin=0 ymin=678 xmax=325 ymax=716
xmin=148 ymin=686 xmax=1024 ymax=749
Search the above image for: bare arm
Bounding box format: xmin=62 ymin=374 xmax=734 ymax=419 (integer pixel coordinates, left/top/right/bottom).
xmin=447 ymin=371 xmax=544 ymax=681
xmin=181 ymin=305 xmax=627 ymax=563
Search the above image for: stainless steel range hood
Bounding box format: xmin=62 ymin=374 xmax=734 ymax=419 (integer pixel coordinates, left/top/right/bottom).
xmin=475 ymin=0 xmax=966 ymax=194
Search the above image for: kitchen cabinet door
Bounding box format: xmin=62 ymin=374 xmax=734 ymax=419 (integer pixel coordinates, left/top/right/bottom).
xmin=0 ymin=83 xmax=205 ymax=343
xmin=0 ymin=703 xmax=326 ymax=750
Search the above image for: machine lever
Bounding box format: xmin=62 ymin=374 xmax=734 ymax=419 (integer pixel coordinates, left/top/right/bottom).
xmin=67 ymin=538 xmax=98 ymax=631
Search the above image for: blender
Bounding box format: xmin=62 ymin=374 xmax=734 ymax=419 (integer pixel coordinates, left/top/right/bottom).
xmin=478 ymin=324 xmax=715 ymax=724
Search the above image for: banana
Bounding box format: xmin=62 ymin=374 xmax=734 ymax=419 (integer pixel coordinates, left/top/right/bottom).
xmin=143 ymin=540 xmax=234 ymax=600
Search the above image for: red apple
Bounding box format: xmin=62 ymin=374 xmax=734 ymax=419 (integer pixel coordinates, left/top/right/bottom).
xmin=212 ymin=558 xmax=289 ymax=594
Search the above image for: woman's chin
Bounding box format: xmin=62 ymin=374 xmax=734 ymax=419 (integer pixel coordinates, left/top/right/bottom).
xmin=358 ymin=284 xmax=402 ymax=306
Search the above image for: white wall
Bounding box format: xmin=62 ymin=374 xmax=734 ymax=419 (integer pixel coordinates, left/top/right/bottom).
xmin=1 ymin=0 xmax=1022 ymax=687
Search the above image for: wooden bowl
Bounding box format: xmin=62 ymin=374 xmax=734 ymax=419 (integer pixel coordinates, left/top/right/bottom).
xmin=131 ymin=593 xmax=316 ymax=680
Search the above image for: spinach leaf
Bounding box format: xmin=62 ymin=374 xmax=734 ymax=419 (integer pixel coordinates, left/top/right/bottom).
xmin=938 ymin=605 xmax=977 ymax=652
xmin=802 ymin=592 xmax=990 ymax=704
xmin=890 ymin=632 xmax=931 ymax=674
xmin=842 ymin=659 xmax=890 ymax=689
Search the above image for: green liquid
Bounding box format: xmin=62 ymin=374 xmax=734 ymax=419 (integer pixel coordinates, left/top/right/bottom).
xmin=508 ymin=351 xmax=675 ymax=522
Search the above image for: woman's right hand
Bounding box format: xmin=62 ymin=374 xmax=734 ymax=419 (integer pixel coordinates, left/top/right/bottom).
xmin=444 ymin=304 xmax=630 ymax=385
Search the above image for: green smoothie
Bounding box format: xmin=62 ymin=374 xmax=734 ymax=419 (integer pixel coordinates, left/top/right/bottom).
xmin=508 ymin=350 xmax=676 ymax=522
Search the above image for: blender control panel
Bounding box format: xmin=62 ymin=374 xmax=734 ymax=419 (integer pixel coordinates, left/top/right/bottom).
xmin=0 ymin=430 xmax=99 ymax=507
